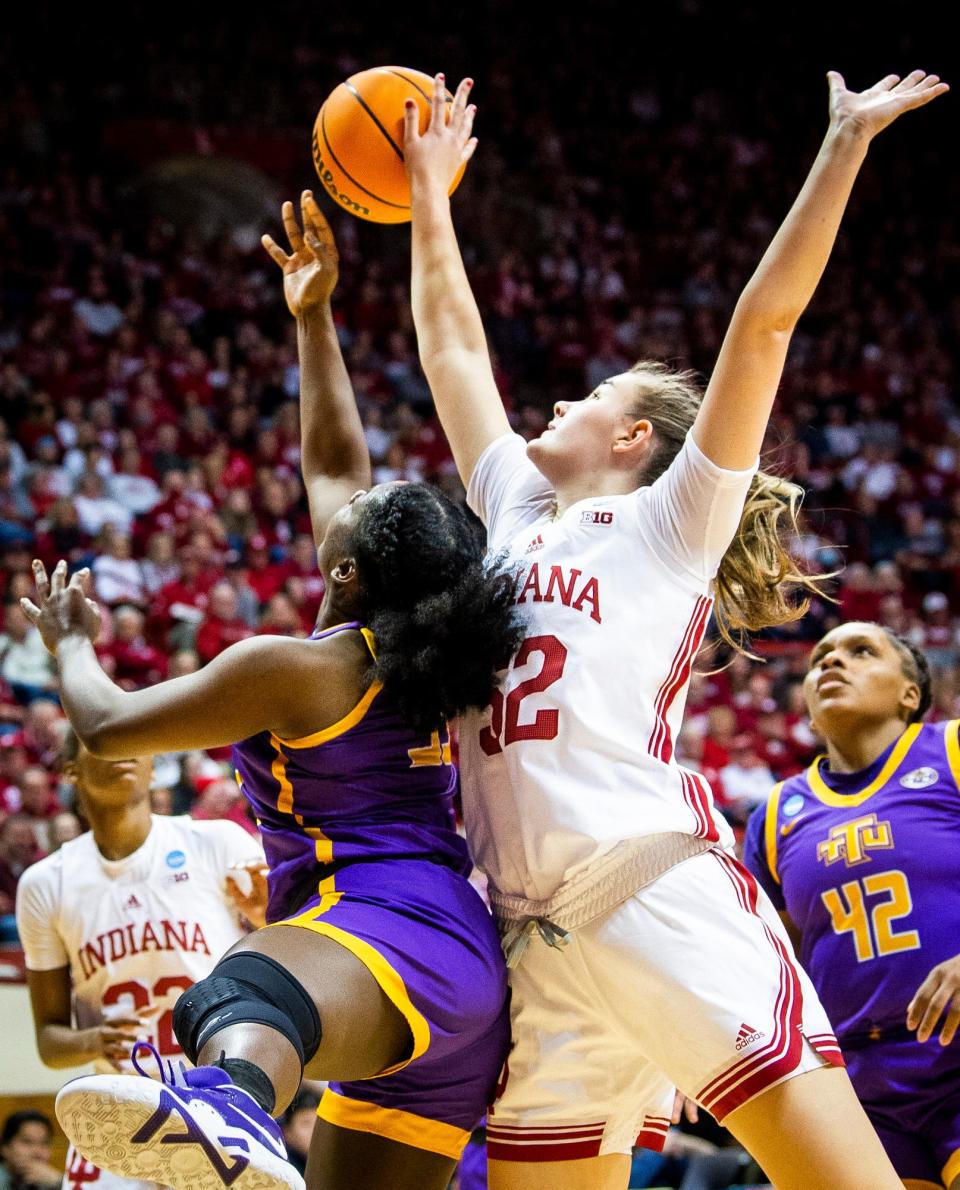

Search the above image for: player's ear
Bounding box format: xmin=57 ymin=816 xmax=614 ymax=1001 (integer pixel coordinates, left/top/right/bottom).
xmin=612 ymin=418 xmax=653 ymax=459
xmin=900 ymin=680 xmax=921 ymax=721
xmin=330 ymin=556 xmax=357 ymax=585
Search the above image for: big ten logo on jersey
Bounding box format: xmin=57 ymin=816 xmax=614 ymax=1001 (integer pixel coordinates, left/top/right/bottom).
xmin=165 ymin=848 xmax=190 ymax=884
xmin=816 ymin=813 xmax=893 ymax=868
xmin=580 ymin=509 xmax=614 ymax=526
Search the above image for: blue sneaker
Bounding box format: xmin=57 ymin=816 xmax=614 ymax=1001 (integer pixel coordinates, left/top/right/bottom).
xmin=55 ymin=1044 xmax=304 ymax=1190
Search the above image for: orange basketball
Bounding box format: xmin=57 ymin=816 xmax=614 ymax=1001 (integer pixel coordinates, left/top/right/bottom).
xmin=312 ymin=66 xmax=468 ymax=224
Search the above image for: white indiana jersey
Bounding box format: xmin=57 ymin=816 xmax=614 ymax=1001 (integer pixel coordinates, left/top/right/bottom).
xmin=463 ymin=431 xmax=757 ymax=902
xmin=16 ymin=814 xmax=262 ymax=1072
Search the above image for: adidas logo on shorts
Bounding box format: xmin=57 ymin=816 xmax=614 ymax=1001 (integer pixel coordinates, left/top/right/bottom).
xmin=735 ymin=1022 xmax=765 ymax=1050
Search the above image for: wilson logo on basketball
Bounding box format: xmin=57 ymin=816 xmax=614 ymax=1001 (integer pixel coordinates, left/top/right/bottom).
xmin=735 ymin=1023 xmax=764 ymax=1050
xmin=580 ymin=510 xmax=614 ymax=525
xmin=311 ymin=131 xmax=372 ymax=218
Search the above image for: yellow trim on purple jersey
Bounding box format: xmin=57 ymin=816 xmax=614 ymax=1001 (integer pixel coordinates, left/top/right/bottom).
xmin=764 ymin=781 xmax=785 ymax=885
xmin=943 ymin=1145 xmax=960 ymax=1190
xmin=806 ymin=724 xmax=923 ymax=807
xmin=272 ymin=680 xmax=384 ymax=750
xmin=359 ymin=626 xmax=377 ymax=658
xmin=271 ymin=742 xmax=295 ymax=816
xmin=279 ymin=901 xmax=431 ymax=1075
xmin=317 ymin=1088 xmax=470 ymax=1159
xmin=944 ymin=719 xmax=960 ymax=791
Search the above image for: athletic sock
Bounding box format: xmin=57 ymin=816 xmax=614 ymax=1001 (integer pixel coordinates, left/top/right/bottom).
xmin=216 ymin=1055 xmax=277 ymax=1115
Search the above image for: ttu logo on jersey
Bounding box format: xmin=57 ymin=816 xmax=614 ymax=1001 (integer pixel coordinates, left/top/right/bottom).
xmin=816 ymin=813 xmax=894 ymax=868
xmin=735 ymin=1022 xmax=765 ymax=1050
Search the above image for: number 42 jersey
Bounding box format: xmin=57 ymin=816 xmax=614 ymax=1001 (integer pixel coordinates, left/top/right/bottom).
xmin=743 ymin=720 xmax=960 ymax=1043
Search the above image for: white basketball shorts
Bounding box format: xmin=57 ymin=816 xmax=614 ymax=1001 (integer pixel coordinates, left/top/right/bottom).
xmin=486 ymin=847 xmax=843 ymax=1162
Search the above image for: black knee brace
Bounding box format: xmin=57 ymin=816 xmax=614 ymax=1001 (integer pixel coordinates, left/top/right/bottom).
xmin=173 ymin=951 xmax=322 ymax=1068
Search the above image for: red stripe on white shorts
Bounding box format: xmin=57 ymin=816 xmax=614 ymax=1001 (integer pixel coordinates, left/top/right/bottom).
xmin=806 ymin=1033 xmax=845 ymax=1067
xmin=696 ymin=852 xmax=805 ymax=1120
xmin=486 ymin=1122 xmax=606 ymax=1163
xmin=648 ymin=595 xmax=712 ymax=762
xmin=635 ymin=1113 xmax=671 ymax=1153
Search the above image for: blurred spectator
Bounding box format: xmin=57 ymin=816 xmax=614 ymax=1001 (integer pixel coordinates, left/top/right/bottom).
xmin=45 ymin=811 xmax=82 ymax=853
xmin=280 ymin=1090 xmax=321 ymax=1178
xmin=72 ymin=472 xmax=132 ymax=537
xmin=0 ymin=1110 xmax=62 ymax=1190
xmin=0 ymin=601 xmax=56 ymax=704
xmin=718 ymin=735 xmax=777 ymax=824
xmin=0 ymin=814 xmax=45 ymax=917
xmin=98 ymin=605 xmax=168 ymax=688
xmin=195 ymin=581 xmax=255 ymax=664
xmin=15 ymin=767 xmax=59 ymax=851
xmin=20 ymin=702 xmax=65 ymax=770
xmin=190 ymin=775 xmax=258 ymax=837
xmin=91 ymin=529 xmax=148 ymax=608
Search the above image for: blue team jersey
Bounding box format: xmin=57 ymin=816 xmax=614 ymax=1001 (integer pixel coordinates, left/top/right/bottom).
xmin=743 ymin=720 xmax=960 ymax=1042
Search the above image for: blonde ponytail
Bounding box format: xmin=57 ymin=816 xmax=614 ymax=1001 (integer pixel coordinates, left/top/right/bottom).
xmin=627 ymin=361 xmax=833 ymax=657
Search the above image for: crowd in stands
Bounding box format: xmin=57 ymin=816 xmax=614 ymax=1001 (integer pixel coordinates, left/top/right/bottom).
xmin=0 ymin=4 xmax=957 ymax=950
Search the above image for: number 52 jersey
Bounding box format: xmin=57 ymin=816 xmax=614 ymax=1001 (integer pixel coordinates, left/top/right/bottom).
xmin=743 ymin=720 xmax=960 ymax=1042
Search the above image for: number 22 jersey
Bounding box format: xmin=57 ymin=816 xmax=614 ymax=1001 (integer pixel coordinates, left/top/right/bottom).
xmin=743 ymin=720 xmax=960 ymax=1042
xmin=16 ymin=814 xmax=261 ymax=1070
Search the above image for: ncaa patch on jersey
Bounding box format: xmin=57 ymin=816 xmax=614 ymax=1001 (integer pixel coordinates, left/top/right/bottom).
xmin=782 ymin=794 xmax=805 ymax=817
xmin=899 ymin=766 xmax=938 ymax=789
xmin=165 ymin=849 xmax=187 ymax=869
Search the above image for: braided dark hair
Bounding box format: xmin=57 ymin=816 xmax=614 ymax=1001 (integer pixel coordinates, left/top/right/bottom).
xmin=882 ymin=628 xmax=933 ymax=724
xmin=351 ymin=484 xmax=525 ymax=734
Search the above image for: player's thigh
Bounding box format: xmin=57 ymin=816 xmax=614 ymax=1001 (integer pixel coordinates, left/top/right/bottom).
xmin=488 ymin=1154 xmax=630 ymax=1190
xmin=306 ymin=1118 xmax=455 ymax=1190
xmin=724 ymin=1065 xmax=901 ymax=1190
xmin=582 ymin=849 xmax=841 ymax=1116
xmin=222 ymin=924 xmax=410 ymax=1081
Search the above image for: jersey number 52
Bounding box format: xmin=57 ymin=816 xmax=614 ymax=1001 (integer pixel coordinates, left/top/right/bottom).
xmin=480 ymin=635 xmax=568 ymax=755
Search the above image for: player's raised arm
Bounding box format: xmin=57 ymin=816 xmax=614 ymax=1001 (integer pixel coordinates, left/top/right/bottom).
xmin=262 ymin=192 xmax=371 ymax=547
xmin=404 ymin=76 xmax=511 ymax=487
xmin=693 ymin=70 xmax=948 ymax=471
xmin=21 ymin=561 xmax=334 ymax=756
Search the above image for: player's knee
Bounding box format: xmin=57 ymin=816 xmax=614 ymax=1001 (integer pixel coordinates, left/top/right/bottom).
xmin=173 ymin=950 xmax=322 ymax=1068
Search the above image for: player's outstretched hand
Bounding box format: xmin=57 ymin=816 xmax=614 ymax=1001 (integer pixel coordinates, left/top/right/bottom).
xmin=907 ymin=953 xmax=960 ymax=1045
xmin=402 ymin=75 xmax=477 ymax=190
xmin=262 ymin=190 xmax=339 ymax=318
xmin=827 ymin=69 xmax=948 ymax=140
xmin=226 ymin=860 xmax=270 ymax=930
xmin=21 ymin=560 xmax=101 ymax=655
xmin=84 ymin=1017 xmax=144 ymax=1070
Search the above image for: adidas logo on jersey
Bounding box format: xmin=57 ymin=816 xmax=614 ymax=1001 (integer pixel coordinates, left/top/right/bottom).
xmin=735 ymin=1023 xmax=764 ymax=1050
xmin=124 ymin=894 xmax=143 ymax=910
xmin=525 ymin=534 xmax=545 ymax=554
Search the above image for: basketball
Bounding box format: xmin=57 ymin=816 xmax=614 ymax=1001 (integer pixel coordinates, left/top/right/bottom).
xmin=312 ymin=66 xmax=468 ymax=224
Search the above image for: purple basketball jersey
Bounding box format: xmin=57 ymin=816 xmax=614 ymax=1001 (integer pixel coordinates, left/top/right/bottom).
xmin=744 ymin=719 xmax=960 ymax=1042
xmin=232 ymin=622 xmax=470 ymax=920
